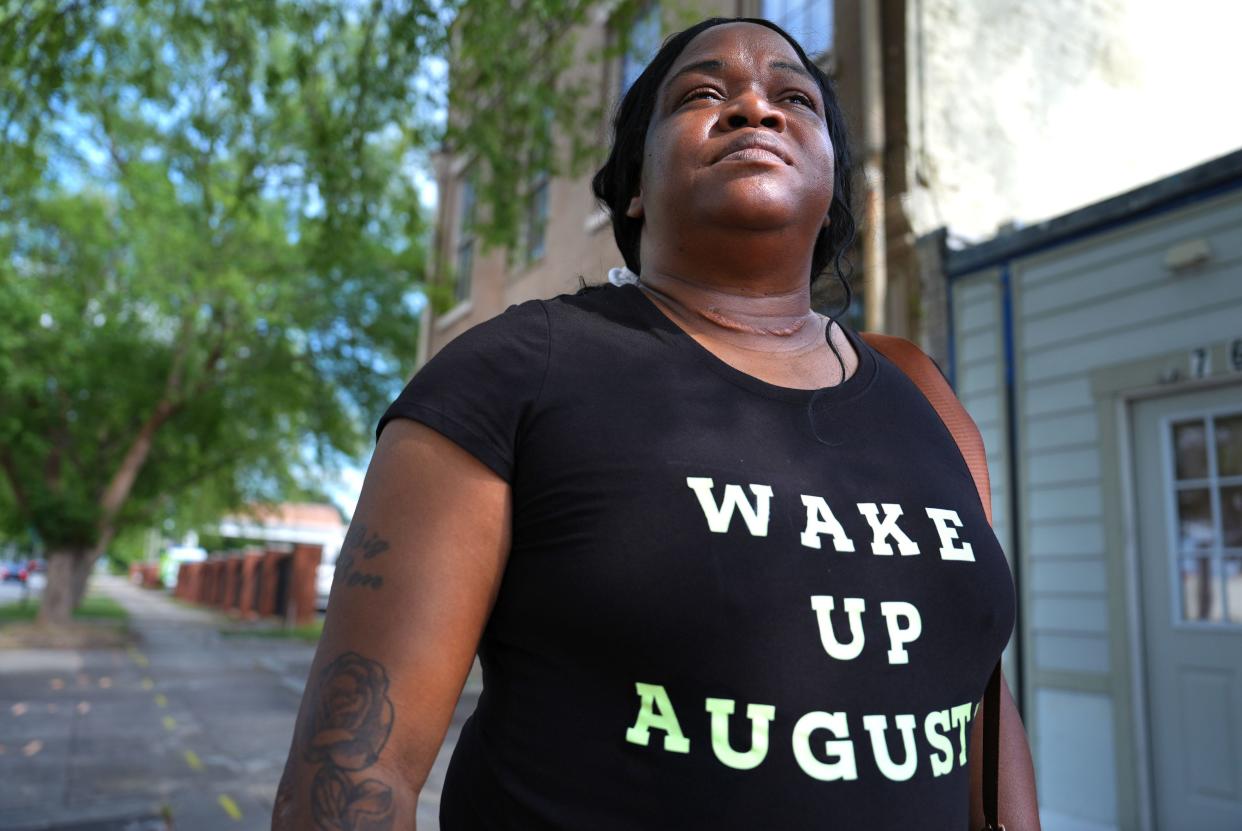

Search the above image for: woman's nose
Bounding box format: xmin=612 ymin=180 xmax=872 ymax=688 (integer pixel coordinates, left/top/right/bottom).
xmin=724 ymin=92 xmax=785 ymax=131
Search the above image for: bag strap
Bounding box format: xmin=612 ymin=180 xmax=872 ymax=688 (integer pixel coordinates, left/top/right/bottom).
xmin=858 ymin=334 xmax=993 ymax=523
xmin=860 ymin=332 xmax=1005 ymax=831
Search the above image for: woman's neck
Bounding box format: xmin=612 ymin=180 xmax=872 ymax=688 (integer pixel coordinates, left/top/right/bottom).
xmin=635 ymin=267 xmax=825 ymax=354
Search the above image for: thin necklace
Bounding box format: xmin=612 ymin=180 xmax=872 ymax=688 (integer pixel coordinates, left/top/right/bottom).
xmin=636 ymin=279 xmax=820 ymax=339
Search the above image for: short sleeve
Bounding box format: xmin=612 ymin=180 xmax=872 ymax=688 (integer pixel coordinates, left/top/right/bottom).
xmin=375 ymin=299 xmax=551 ymax=482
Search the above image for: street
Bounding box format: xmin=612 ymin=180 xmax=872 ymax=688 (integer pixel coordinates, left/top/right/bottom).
xmin=0 ymin=575 xmax=478 ymax=831
xmin=0 ymin=577 xmax=45 ymax=606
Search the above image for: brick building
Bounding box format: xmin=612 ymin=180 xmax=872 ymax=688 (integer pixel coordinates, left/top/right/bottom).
xmin=423 ymin=0 xmax=1241 ymax=364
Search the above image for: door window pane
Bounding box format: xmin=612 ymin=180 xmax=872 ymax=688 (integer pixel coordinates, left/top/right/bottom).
xmin=1180 ymin=556 xmax=1223 ymax=622
xmin=1177 ymin=488 xmax=1215 ymax=554
xmin=1165 ymin=410 xmax=1242 ymax=627
xmin=1221 ymin=485 xmax=1242 ymax=548
xmin=1173 ymin=419 xmax=1208 ymax=480
xmin=1226 ymin=557 xmax=1242 ymax=624
xmin=1215 ymin=413 xmax=1242 ymax=477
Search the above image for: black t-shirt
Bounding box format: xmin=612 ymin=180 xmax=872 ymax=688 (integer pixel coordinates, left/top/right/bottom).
xmin=376 ymin=283 xmax=1016 ymax=830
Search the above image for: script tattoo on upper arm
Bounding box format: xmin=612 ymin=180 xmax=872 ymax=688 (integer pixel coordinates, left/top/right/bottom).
xmin=336 ymin=522 xmax=390 ymax=591
xmin=297 ymin=651 xmax=397 ymax=830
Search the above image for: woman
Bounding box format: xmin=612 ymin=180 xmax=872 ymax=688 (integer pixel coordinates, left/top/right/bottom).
xmin=273 ymin=17 xmax=1040 ymax=830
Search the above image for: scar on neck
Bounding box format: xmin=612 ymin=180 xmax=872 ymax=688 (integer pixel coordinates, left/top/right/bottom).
xmin=698 ymin=306 xmax=811 ymax=337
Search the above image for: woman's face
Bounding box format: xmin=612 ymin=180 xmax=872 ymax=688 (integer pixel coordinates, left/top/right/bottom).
xmin=628 ymin=22 xmax=835 ymax=243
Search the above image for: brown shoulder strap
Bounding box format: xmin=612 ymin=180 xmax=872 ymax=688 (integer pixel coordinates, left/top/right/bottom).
xmin=859 ymin=333 xmax=992 ymax=523
xmin=860 ymin=332 xmax=1005 ymax=831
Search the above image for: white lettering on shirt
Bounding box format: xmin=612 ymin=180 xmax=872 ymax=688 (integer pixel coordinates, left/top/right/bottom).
xmin=686 ymin=477 xmax=773 ymax=537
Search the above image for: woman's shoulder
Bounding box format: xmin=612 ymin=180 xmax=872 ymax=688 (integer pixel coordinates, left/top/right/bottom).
xmin=426 ymin=298 xmax=551 ymax=374
xmin=452 ymin=281 xmax=639 ymax=337
xmin=544 ymin=279 xmax=631 ymax=309
xmin=422 ymin=282 xmax=649 ymax=377
xmin=542 ymin=281 xmax=653 ymax=334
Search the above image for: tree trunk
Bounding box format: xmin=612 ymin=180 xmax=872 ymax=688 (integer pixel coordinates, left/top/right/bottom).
xmin=38 ymin=547 xmax=94 ymax=625
xmin=69 ymin=550 xmax=97 ymax=608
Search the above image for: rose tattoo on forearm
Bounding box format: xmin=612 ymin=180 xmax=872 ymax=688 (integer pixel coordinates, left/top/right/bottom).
xmin=297 ymin=651 xmax=397 ymax=830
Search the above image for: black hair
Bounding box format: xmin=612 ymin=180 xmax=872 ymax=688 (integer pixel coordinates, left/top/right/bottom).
xmin=591 ymin=16 xmax=856 ymax=310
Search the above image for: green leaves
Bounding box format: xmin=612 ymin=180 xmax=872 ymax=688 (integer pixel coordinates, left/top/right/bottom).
xmin=0 ymin=0 xmax=670 ymax=555
xmin=0 ymin=0 xmax=431 ymax=549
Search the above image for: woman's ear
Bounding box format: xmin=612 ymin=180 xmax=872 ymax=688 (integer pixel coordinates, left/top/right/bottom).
xmin=625 ymin=190 xmax=644 ymax=219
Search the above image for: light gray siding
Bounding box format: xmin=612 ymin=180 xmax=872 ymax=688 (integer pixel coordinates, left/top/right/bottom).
xmin=1014 ymin=190 xmax=1242 ymax=687
xmin=951 ymin=274 xmax=1011 ymax=550
xmin=950 ymin=186 xmax=1242 ymax=831
xmin=1036 ymin=689 xmax=1119 ymax=830
xmin=949 ymin=272 xmax=1017 ymax=693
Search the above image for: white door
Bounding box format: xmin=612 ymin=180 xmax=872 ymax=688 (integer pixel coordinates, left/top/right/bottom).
xmin=1132 ymin=384 xmax=1242 ymax=829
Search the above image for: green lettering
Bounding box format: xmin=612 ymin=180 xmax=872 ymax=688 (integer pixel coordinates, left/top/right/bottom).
xmin=705 ymin=697 xmax=776 ymax=770
xmin=625 ymin=682 xmax=690 ymax=753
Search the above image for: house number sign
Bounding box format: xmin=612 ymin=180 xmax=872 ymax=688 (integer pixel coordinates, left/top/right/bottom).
xmin=1190 ymin=346 xmax=1211 ymax=379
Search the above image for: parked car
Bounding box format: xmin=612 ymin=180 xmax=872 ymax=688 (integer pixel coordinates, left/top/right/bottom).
xmin=1 ymin=561 xmax=29 ymax=583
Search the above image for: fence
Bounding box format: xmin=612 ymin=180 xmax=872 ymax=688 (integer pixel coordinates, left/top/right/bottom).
xmin=132 ymin=544 xmax=323 ymax=627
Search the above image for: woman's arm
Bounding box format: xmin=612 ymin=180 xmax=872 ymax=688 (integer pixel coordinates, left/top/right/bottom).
xmin=272 ymin=419 xmax=511 ymax=830
xmin=968 ymin=669 xmax=1041 ymax=830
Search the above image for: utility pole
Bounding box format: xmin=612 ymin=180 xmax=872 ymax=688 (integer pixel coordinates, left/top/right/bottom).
xmin=859 ymin=0 xmax=888 ymax=333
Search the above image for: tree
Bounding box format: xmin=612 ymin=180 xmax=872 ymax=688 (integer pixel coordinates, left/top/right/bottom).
xmin=0 ymin=0 xmax=669 ymax=623
xmin=0 ymin=0 xmax=436 ymax=623
xmin=443 ymin=0 xmax=675 ymax=252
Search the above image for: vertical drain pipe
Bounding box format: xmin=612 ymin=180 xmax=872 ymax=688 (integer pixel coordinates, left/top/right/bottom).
xmin=999 ymin=263 xmax=1027 ymax=717
xmin=860 ymin=0 xmax=888 ymax=333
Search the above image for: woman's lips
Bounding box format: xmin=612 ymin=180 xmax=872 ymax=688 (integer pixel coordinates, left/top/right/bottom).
xmin=717 ymin=147 xmax=786 ymax=164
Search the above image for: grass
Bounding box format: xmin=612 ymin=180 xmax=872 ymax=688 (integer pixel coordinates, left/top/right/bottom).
xmin=0 ymin=593 xmax=129 ymax=625
xmin=218 ymin=618 xmax=324 ymax=643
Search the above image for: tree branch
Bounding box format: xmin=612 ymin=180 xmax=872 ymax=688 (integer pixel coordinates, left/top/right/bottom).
xmin=0 ymin=447 xmax=32 ymax=522
xmin=163 ymin=312 xmax=198 ymax=403
xmin=351 ymin=0 xmax=383 ymax=163
xmin=94 ymin=397 xmax=181 ymax=543
xmin=110 ymin=446 xmax=252 ymax=548
xmin=97 ymin=105 xmax=129 ymax=176
xmin=44 ymin=385 xmax=81 ymax=494
xmin=93 ymin=311 xmax=199 ymax=541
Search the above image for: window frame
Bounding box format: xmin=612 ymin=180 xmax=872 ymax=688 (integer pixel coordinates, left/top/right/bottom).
xmin=523 ymin=170 xmax=550 ymax=266
xmin=759 ymin=0 xmax=834 ymax=61
xmin=617 ymin=1 xmax=662 ymax=98
xmin=452 ymin=174 xmax=476 ymax=307
xmin=1162 ymin=406 xmax=1242 ymax=629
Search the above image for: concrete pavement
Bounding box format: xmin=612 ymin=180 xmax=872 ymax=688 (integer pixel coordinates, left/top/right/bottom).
xmin=0 ymin=575 xmax=479 ymax=830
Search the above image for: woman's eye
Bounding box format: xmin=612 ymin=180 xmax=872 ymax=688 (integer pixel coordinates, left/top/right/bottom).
xmin=681 ymin=88 xmax=722 ymax=105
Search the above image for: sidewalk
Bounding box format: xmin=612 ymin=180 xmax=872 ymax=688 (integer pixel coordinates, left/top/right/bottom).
xmin=0 ymin=575 xmax=479 ymax=830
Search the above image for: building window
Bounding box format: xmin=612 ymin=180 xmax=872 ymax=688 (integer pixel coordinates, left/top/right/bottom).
xmin=1166 ymin=411 xmax=1242 ymax=625
xmin=453 ymin=176 xmax=476 ymax=306
xmin=761 ymin=0 xmax=833 ymax=59
xmin=525 ymin=172 xmax=549 ymax=264
xmin=619 ymin=3 xmax=661 ymax=96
